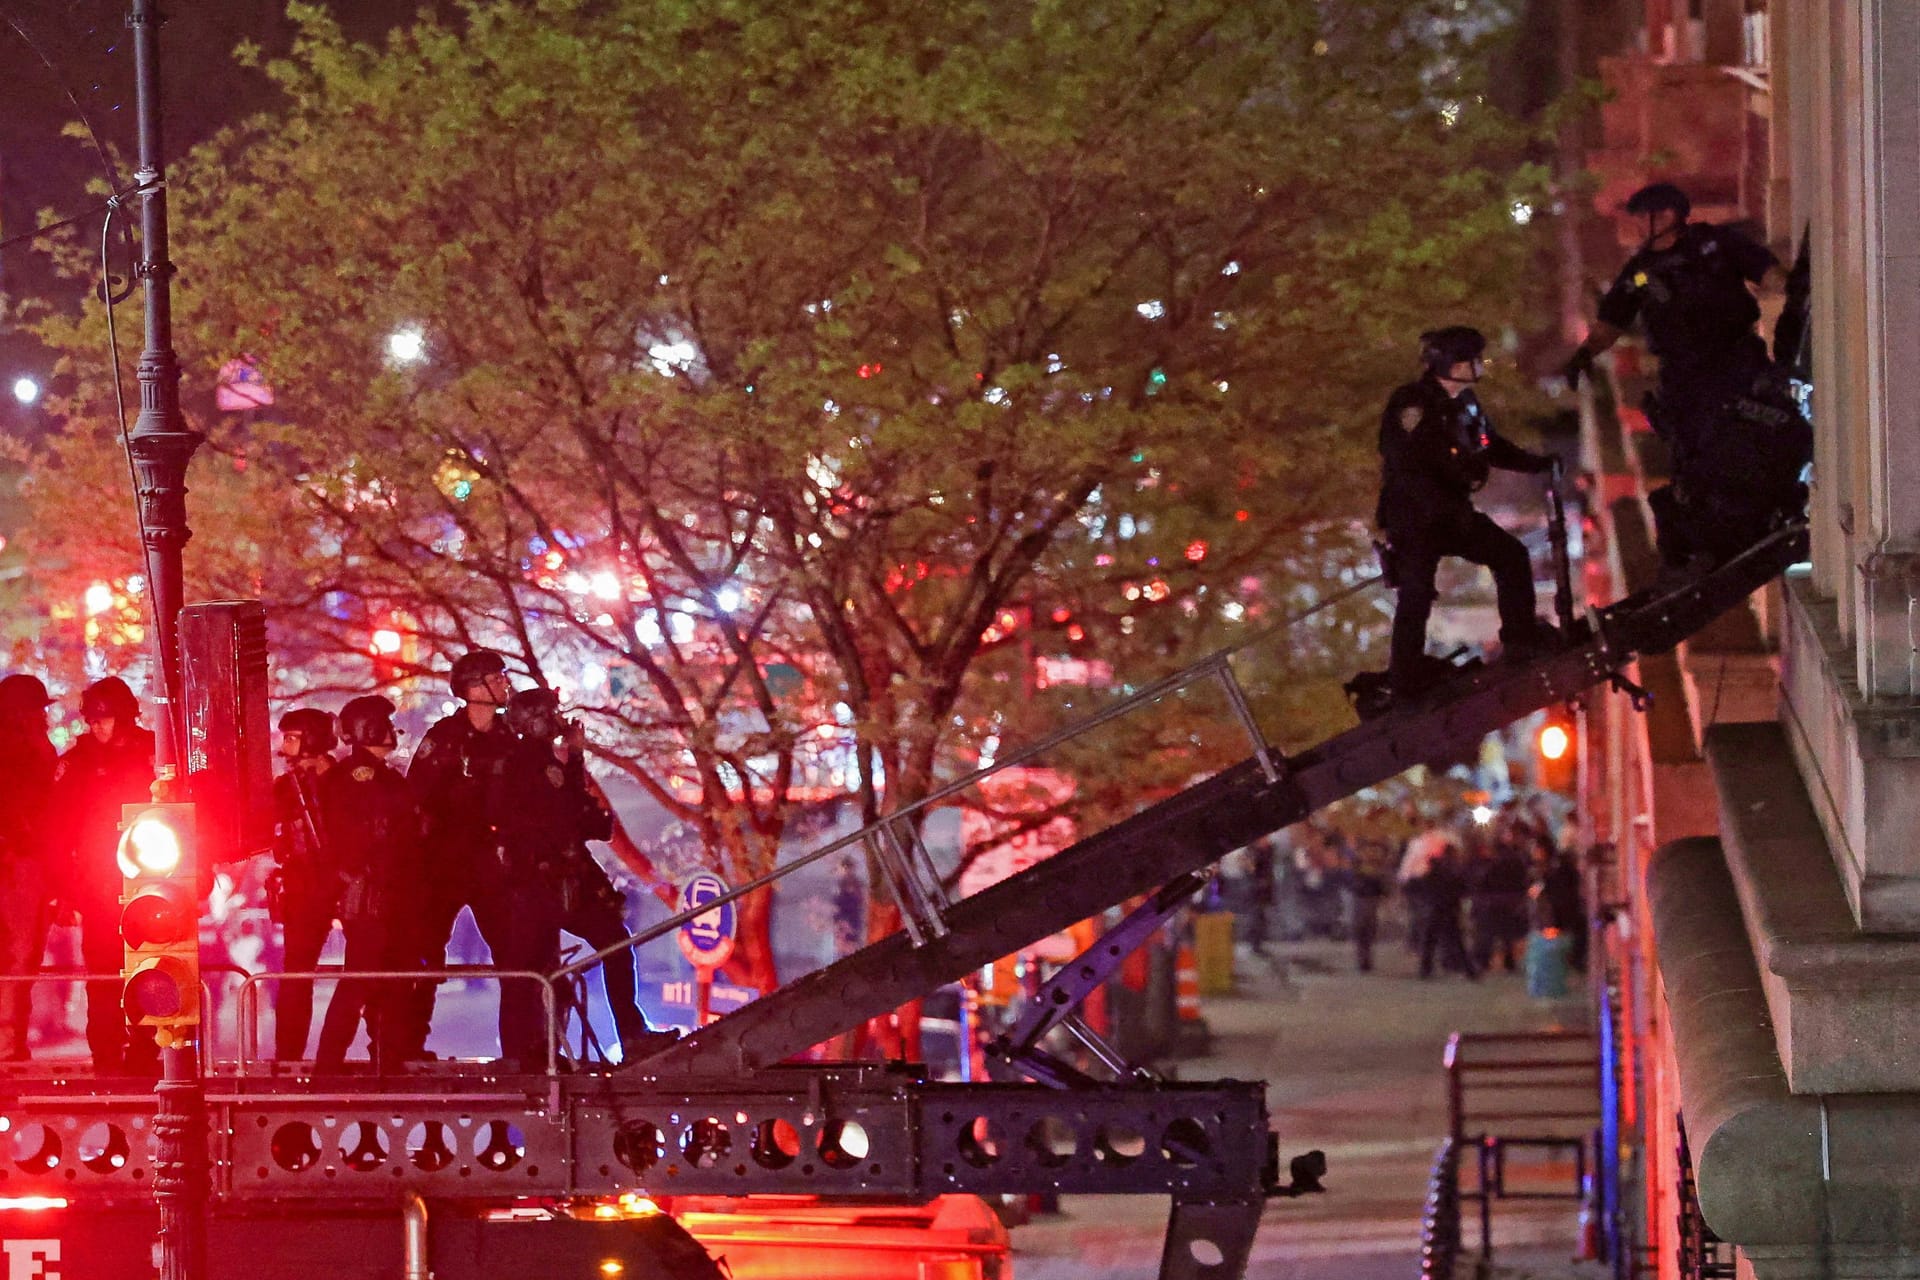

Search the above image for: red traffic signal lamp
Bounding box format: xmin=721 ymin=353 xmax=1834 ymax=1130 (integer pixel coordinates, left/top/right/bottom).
xmin=1535 ymin=710 xmax=1577 ymax=794
xmin=118 ymin=803 xmax=200 ymax=1048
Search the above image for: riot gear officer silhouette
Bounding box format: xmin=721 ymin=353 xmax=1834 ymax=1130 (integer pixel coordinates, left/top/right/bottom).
xmin=313 ymin=695 xmax=423 ymax=1071
xmin=0 ymin=674 xmax=55 ymax=1061
xmin=1565 ymin=182 xmax=1795 ymax=561
xmin=400 ymin=650 xmax=517 ymax=1058
xmin=53 ymin=677 xmax=159 ymax=1076
xmin=488 ymin=688 xmax=673 ymax=1067
xmin=1377 ymin=326 xmax=1558 ymax=700
xmin=270 ymin=707 xmax=339 ymax=1060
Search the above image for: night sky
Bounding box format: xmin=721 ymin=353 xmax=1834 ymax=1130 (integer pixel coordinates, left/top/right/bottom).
xmin=0 ymin=1 xmax=445 ymax=388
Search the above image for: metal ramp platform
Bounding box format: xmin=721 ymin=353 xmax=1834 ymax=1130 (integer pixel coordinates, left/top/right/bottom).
xmin=2 ymin=528 xmax=1803 ymax=1280
xmin=643 ymin=525 xmax=1805 ymax=1078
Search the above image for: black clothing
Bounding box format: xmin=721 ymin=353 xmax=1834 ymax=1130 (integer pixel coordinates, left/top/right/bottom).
xmin=410 ymin=712 xmax=517 ymax=871
xmin=1597 ymin=223 xmax=1776 ymax=366
xmin=1348 ymin=858 xmax=1387 ymax=973
xmin=1539 ymin=853 xmax=1588 ymax=973
xmin=401 ymin=710 xmax=517 ymax=1055
xmin=555 ymin=858 xmax=650 ymax=1059
xmin=487 ymin=739 xmax=647 ymax=1065
xmin=270 ymin=763 xmax=339 ymax=1060
xmin=1417 ymin=860 xmax=1476 ymax=980
xmin=1376 ymin=376 xmax=1551 ymax=532
xmin=0 ymin=720 xmax=56 ymax=1059
xmin=1600 ymin=223 xmax=1779 ymax=475
xmin=1387 ymin=511 xmax=1539 ymax=685
xmin=1469 ymin=846 xmax=1531 ymax=974
xmin=53 ymin=726 xmax=160 ymax=1075
xmin=312 ymin=748 xmax=423 ymax=1070
xmin=1377 ymin=375 xmax=1551 ymax=687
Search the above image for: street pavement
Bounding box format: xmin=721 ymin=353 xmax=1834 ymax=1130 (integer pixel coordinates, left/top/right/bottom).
xmin=1009 ymin=925 xmax=1607 ymax=1280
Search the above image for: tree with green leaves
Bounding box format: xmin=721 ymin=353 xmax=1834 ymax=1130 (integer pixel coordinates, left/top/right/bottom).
xmin=18 ymin=0 xmax=1555 ymax=996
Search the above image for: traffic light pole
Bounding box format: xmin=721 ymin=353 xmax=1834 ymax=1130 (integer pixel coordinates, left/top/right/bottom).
xmin=128 ymin=3 xmax=207 ymax=1279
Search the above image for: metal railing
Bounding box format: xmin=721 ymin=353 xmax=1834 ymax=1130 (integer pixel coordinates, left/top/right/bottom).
xmin=554 ymin=635 xmax=1314 ymax=983
xmin=1444 ymin=1030 xmax=1600 ymax=1266
xmin=1676 ymin=1114 xmax=1737 ymax=1280
xmin=1446 ymin=1030 xmax=1599 ymax=1141
xmin=1419 ymin=1136 xmax=1464 ymax=1280
xmin=0 ymin=965 xmax=249 ymax=1073
xmin=235 ymin=968 xmax=560 ymax=1083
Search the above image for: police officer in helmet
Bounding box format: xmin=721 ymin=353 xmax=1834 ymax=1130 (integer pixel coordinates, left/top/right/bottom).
xmin=1565 ymin=183 xmax=1785 ymax=534
xmin=313 ymin=695 xmax=423 ymax=1072
xmin=269 ymin=707 xmax=339 ymax=1061
xmin=400 ymin=650 xmax=517 ymax=1059
xmin=0 ymin=675 xmax=55 ymax=1061
xmin=53 ymin=676 xmax=160 ymax=1076
xmin=1378 ymin=326 xmax=1558 ymax=700
xmin=488 ymin=688 xmax=674 ymax=1067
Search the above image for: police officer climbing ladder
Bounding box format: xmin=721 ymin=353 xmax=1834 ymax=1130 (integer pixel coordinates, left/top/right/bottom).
xmin=1565 ymin=182 xmax=1810 ymax=568
xmin=1374 ymin=325 xmax=1559 ymax=705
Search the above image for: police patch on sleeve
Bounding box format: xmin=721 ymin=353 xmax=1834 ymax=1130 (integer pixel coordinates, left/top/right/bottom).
xmin=1398 ymin=405 xmax=1422 ymax=432
xmin=352 ymin=766 xmax=375 ymax=782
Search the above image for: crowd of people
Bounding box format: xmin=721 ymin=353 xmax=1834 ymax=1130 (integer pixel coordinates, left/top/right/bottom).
xmin=0 ymin=650 xmax=676 ymax=1076
xmin=1225 ymin=796 xmax=1587 ymax=985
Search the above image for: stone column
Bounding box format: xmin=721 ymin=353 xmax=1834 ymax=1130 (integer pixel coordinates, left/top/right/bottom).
xmin=1852 ymin=0 xmax=1920 ymax=700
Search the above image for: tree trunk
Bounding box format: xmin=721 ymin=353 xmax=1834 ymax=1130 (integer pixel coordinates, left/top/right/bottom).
xmin=721 ymin=884 xmax=780 ymax=997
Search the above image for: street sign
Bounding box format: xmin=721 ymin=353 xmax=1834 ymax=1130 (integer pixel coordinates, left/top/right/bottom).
xmin=676 ymin=873 xmax=737 ymax=971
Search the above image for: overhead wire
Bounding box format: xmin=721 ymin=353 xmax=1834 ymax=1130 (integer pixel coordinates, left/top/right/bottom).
xmin=5 ymin=6 xmax=168 ymax=682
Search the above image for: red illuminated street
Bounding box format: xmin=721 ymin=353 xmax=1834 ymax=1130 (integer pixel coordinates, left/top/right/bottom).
xmin=0 ymin=0 xmax=1899 ymax=1277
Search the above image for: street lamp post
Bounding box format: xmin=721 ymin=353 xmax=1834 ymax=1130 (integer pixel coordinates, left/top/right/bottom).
xmin=127 ymin=2 xmax=207 ymax=1278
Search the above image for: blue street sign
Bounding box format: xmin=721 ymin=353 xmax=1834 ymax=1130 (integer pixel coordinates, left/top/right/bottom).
xmin=677 ymin=872 xmax=737 ymax=970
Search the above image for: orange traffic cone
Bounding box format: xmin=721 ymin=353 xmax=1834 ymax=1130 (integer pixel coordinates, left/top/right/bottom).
xmin=1175 ymin=944 xmax=1203 ymax=1022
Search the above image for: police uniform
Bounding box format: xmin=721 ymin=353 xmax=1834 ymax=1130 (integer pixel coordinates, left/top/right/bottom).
xmin=1377 ymin=373 xmax=1552 ymax=689
xmin=270 ymin=762 xmax=337 ymax=1060
xmin=312 ymin=746 xmax=423 ymax=1070
xmin=486 ymin=738 xmax=651 ymax=1066
xmin=0 ymin=688 xmax=55 ymax=1061
xmin=1596 ymin=221 xmax=1777 ymax=467
xmin=401 ymin=711 xmax=516 ymax=1055
xmin=53 ymin=722 xmax=159 ymax=1075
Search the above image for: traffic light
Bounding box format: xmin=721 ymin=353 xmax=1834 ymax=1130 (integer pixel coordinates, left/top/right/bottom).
xmin=1536 ymin=710 xmax=1577 ymax=794
xmin=118 ymin=803 xmax=200 ymax=1048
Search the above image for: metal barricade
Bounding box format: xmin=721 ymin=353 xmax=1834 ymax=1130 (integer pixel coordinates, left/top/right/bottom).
xmin=1443 ymin=1030 xmax=1599 ymax=1265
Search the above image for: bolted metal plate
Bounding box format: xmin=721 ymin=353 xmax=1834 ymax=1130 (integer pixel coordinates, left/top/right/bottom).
xmin=222 ymin=1104 xmax=568 ymax=1197
xmin=916 ymin=1082 xmax=1270 ymax=1198
xmin=0 ymin=1102 xmax=158 ymax=1204
xmin=569 ymin=1090 xmax=917 ymax=1196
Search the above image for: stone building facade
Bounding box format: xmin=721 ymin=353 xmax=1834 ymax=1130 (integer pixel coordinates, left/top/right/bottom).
xmin=1580 ymin=3 xmax=1920 ymax=1277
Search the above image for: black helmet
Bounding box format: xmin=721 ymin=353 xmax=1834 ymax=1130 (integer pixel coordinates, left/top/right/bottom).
xmin=337 ymin=695 xmax=398 ymax=750
xmin=1420 ymin=326 xmax=1487 ymax=374
xmin=277 ymin=707 xmax=337 ymax=757
xmin=503 ymin=687 xmax=565 ymax=741
xmin=1624 ymin=181 xmax=1690 ymax=220
xmin=81 ymin=676 xmax=140 ymax=723
xmin=0 ymin=674 xmax=50 ymax=719
xmin=448 ymin=649 xmax=508 ymax=700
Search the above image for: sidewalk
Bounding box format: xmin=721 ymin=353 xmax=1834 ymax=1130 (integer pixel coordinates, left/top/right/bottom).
xmin=1009 ymin=924 xmax=1607 ymax=1280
